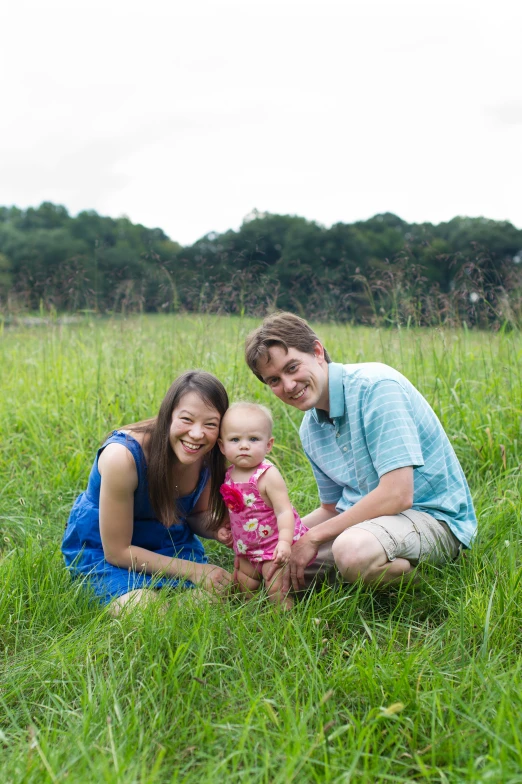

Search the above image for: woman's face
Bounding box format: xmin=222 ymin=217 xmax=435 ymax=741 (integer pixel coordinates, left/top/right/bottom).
xmin=169 ymin=391 xmax=221 ymax=464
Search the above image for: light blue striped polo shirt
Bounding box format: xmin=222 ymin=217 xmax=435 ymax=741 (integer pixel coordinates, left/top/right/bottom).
xmin=300 ymin=362 xmax=477 ymax=547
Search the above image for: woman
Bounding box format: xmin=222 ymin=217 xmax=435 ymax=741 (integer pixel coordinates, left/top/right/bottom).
xmin=62 ymin=370 xmax=233 ymax=615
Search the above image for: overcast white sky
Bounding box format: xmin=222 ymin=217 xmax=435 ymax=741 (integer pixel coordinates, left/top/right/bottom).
xmin=1 ymin=0 xmax=521 ymax=245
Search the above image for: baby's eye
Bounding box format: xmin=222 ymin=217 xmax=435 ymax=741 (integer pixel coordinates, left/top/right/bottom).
xmin=230 ymin=437 xmax=239 ymax=442
xmin=250 ymin=437 xmax=259 ymax=442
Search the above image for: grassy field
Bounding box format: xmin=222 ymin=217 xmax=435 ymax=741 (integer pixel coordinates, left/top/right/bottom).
xmin=1 ymin=314 xmax=521 ymax=783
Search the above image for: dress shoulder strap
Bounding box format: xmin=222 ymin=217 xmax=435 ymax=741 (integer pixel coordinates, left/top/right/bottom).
xmin=250 ymin=459 xmax=274 ymax=485
xmin=97 ymin=430 xmax=147 ymax=485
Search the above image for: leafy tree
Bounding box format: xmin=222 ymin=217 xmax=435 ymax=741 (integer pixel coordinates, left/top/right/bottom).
xmin=1 ymin=202 xmax=521 ymax=326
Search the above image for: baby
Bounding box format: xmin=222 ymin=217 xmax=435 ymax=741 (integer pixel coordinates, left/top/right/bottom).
xmin=217 ymin=402 xmax=312 ymax=607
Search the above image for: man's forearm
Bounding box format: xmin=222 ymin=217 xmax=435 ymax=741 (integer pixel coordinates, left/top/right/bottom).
xmin=306 ymin=484 xmax=411 ymax=546
xmin=301 ymin=505 xmax=339 ymax=529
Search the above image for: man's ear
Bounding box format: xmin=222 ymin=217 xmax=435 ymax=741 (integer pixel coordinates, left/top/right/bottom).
xmin=266 ymin=437 xmax=275 ymax=454
xmin=313 ymin=340 xmax=326 ymax=362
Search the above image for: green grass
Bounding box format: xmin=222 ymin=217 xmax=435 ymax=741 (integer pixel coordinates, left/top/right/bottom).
xmin=1 ymin=314 xmax=521 ymax=783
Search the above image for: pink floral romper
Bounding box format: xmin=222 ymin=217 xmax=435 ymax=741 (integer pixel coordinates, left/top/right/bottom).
xmin=220 ymin=460 xmax=310 ymax=571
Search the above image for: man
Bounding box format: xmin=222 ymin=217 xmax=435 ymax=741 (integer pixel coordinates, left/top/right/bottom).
xmin=245 ymin=312 xmax=477 ymax=591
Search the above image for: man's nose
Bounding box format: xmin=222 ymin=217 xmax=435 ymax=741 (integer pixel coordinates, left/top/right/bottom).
xmin=282 ymin=375 xmax=296 ymax=393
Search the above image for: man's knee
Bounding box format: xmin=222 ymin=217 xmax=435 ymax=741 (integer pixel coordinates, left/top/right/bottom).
xmin=332 ymin=528 xmax=387 ymax=582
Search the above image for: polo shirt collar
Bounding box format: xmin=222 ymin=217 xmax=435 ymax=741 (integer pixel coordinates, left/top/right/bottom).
xmin=328 ymin=362 xmax=345 ymax=418
xmin=311 ymin=362 xmax=345 ymax=424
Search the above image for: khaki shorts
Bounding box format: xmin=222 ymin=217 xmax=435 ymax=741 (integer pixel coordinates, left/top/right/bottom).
xmin=303 ymin=509 xmax=462 ymax=586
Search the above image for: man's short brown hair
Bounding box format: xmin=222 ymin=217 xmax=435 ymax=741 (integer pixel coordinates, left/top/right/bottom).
xmin=245 ymin=311 xmax=331 ymax=383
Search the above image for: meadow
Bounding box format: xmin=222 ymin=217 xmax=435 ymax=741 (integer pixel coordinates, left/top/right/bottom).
xmin=0 ymin=314 xmax=521 ymax=783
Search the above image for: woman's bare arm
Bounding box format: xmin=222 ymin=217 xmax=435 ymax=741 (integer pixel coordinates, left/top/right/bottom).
xmin=98 ymin=444 xmax=232 ymax=591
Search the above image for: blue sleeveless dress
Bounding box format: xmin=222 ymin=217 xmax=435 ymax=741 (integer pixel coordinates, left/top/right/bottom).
xmin=62 ymin=431 xmax=209 ymax=605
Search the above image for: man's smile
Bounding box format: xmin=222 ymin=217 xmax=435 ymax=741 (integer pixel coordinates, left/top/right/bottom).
xmin=291 ymin=385 xmax=308 ymax=400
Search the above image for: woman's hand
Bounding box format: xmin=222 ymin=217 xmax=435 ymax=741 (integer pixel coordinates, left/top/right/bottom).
xmin=191 ymin=563 xmax=234 ymax=595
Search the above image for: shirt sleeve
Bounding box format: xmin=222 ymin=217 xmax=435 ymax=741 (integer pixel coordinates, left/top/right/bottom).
xmin=362 ymin=379 xmax=424 ymax=477
xmin=303 ymin=448 xmax=344 ymax=506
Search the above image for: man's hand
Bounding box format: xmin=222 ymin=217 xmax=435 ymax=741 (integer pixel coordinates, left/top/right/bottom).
xmin=287 ymin=533 xmax=319 ymax=591
xmin=264 ymin=533 xmax=319 ymax=593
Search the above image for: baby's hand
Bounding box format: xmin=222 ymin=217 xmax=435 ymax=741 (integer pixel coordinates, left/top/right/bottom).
xmin=216 ymin=525 xmax=234 ymax=549
xmin=273 ymin=541 xmax=292 ymax=565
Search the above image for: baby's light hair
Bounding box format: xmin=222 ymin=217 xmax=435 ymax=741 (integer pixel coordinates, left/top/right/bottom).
xmin=223 ymin=401 xmax=273 ymax=437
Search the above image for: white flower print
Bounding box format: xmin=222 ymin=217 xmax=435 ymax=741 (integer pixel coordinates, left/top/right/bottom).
xmin=236 ymin=539 xmax=247 ymax=554
xmin=243 ymin=518 xmax=259 ymax=532
xmin=293 ymin=532 xmax=302 ymax=541
xmin=243 ymin=493 xmax=256 ymax=507
xmin=251 ymin=549 xmax=264 ymax=561
xmin=259 ymin=524 xmax=273 ymax=538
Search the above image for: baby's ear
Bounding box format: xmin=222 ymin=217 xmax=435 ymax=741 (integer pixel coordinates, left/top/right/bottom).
xmin=217 ymin=438 xmax=226 ymax=455
xmin=266 ymin=437 xmax=275 ymax=453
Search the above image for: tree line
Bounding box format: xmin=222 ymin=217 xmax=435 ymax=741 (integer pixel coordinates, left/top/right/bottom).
xmin=1 ymin=202 xmax=521 ymax=327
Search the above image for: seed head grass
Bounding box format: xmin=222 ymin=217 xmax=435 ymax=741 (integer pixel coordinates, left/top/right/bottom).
xmin=1 ymin=315 xmax=521 ymax=782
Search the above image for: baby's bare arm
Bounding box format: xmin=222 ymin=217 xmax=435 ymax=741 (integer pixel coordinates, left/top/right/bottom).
xmin=260 ymin=467 xmax=295 ymax=563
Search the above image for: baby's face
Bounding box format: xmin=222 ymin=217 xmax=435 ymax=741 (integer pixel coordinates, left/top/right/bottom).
xmin=218 ymin=409 xmax=273 ymax=470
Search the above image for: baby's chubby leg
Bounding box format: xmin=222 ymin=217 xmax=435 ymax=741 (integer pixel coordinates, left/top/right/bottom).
xmin=235 ymin=556 xmax=263 ymax=598
xmin=261 ymin=561 xmax=293 ymax=609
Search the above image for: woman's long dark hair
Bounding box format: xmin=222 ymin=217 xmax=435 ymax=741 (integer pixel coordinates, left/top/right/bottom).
xmin=126 ymin=371 xmax=228 ymax=528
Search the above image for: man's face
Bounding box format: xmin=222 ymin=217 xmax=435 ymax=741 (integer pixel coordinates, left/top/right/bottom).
xmin=256 ymin=341 xmax=330 ymax=412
